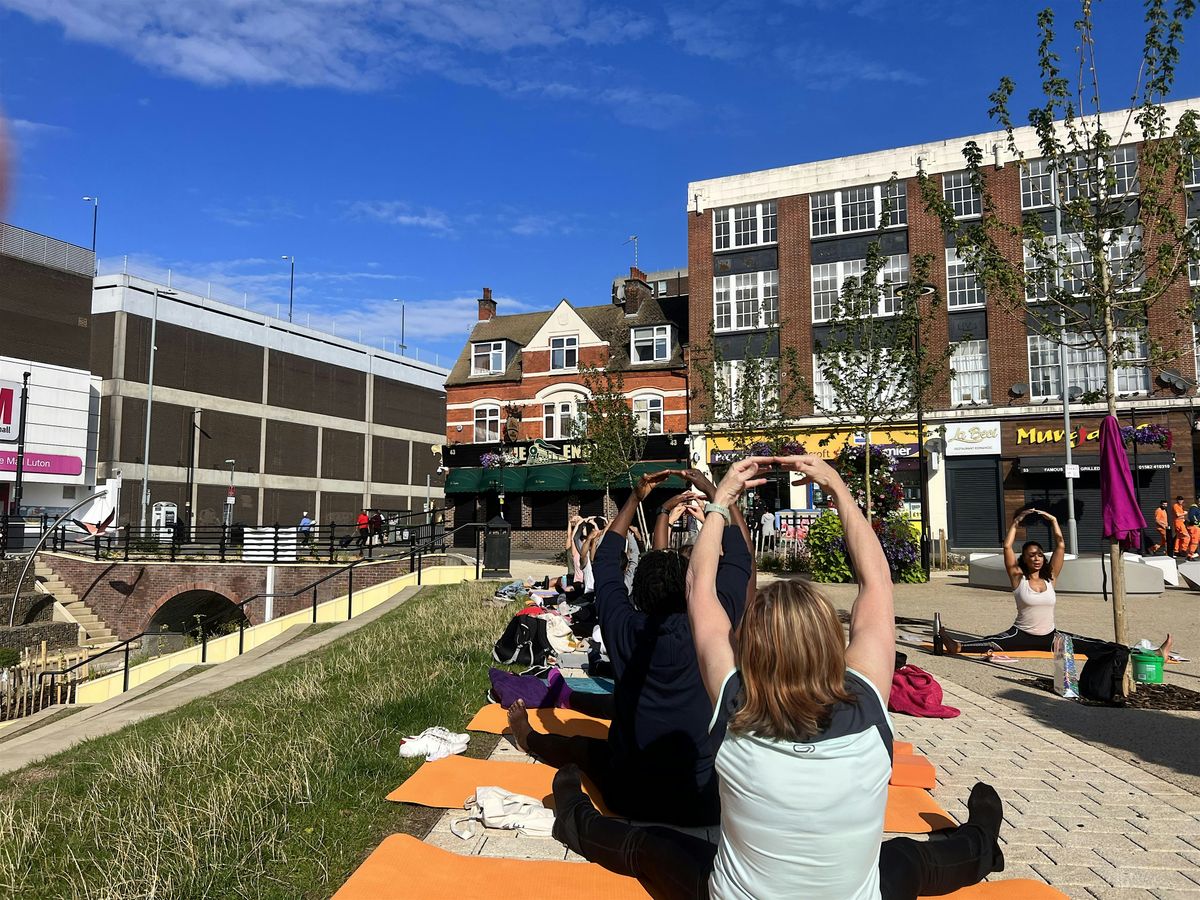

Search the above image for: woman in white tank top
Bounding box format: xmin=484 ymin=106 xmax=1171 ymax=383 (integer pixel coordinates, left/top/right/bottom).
xmin=550 ymin=457 xmax=1007 ymax=899
xmin=943 ymin=510 xmax=1171 ymax=658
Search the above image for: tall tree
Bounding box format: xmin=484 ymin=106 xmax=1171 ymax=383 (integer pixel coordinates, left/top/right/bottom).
xmin=918 ymin=0 xmax=1200 ymax=647
xmin=577 ymin=363 xmax=649 ymax=531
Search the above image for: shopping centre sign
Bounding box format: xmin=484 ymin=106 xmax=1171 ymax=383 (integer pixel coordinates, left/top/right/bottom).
xmin=1016 ymin=423 xmax=1159 ymax=448
xmin=944 ymin=421 xmax=1002 ymax=456
xmin=0 ymin=379 xmax=21 ymax=442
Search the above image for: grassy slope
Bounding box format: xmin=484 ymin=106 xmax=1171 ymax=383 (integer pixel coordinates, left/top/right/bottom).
xmin=0 ymin=581 xmax=510 ymax=900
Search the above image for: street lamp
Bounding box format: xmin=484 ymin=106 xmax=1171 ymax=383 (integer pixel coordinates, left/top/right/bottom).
xmin=82 ymin=196 xmax=99 ymax=272
xmin=223 ymin=458 xmax=236 ymax=527
xmin=392 ymin=298 xmax=406 ymax=355
xmin=905 ymin=282 xmax=938 ymax=576
xmin=281 ymin=255 xmax=295 ymax=323
xmin=139 ymin=286 xmax=176 ymax=530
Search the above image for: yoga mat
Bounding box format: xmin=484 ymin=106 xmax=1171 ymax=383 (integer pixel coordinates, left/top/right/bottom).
xmin=386 ymin=755 xmax=610 ymax=815
xmin=562 ymin=676 xmax=615 ymax=694
xmin=890 ymin=753 xmax=937 ymax=790
xmin=332 ymin=835 xmax=1066 ymax=900
xmin=332 ymin=833 xmax=652 ymax=900
xmin=894 ymin=741 xmax=914 ymax=755
xmin=467 ymin=703 xmax=611 ymax=739
xmin=885 ymin=785 xmax=956 ymax=833
xmin=916 ymin=643 xmax=1180 ymax=663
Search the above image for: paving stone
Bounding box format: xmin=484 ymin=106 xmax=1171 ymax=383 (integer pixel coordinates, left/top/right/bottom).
xmin=1151 ymin=890 xmax=1200 ymax=898
xmin=1084 ymin=889 xmax=1161 ymax=900
xmin=1029 ymin=862 xmax=1112 ymax=888
xmin=1044 ymin=831 xmax=1144 ymax=851
xmin=997 ymin=843 xmax=1054 ymax=864
xmin=1130 ymin=838 xmax=1200 ymax=854
xmin=477 ymin=834 xmax=567 ymax=861
xmin=1096 ymin=867 xmax=1200 ymax=889
xmin=1036 ymin=846 xmax=1112 ymax=867
xmin=1097 ymin=850 xmax=1197 ymax=870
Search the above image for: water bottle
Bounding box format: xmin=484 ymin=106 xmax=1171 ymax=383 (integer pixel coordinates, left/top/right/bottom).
xmin=933 ymin=612 xmax=944 ymax=656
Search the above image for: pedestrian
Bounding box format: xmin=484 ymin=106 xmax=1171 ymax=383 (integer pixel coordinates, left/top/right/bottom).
xmin=356 ymin=509 xmax=370 ymax=548
xmin=1173 ymin=495 xmax=1189 ymax=557
xmin=1186 ymin=497 xmax=1200 ymax=561
xmin=298 ymin=511 xmax=313 ymax=546
xmin=759 ymin=505 xmax=776 ymax=551
xmin=369 ymin=510 xmax=384 ymax=545
xmin=1153 ymin=500 xmax=1169 ymax=555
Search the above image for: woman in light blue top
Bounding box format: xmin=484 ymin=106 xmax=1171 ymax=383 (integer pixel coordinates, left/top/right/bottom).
xmin=552 ymin=456 xmax=1006 ymax=899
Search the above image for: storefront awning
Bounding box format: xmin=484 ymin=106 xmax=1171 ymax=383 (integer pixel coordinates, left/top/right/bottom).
xmin=444 ymin=467 xmax=484 ymax=494
xmin=569 ymin=462 xmax=686 ymax=492
xmin=1016 ymin=452 xmax=1175 ymax=474
xmin=481 ymin=467 xmax=528 ymax=493
xmin=524 ymin=464 xmax=575 ymax=492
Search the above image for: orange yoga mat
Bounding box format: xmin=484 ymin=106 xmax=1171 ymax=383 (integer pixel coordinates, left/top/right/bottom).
xmin=467 ymin=703 xmax=611 ymax=740
xmin=918 ymin=643 xmax=1181 ymax=663
xmin=885 ymin=785 xmax=956 ymax=833
xmin=895 ymin=740 xmax=914 ymax=755
xmin=386 ymin=755 xmax=610 ymax=815
xmin=332 ymin=833 xmax=651 ymax=900
xmin=333 ymin=834 xmax=1067 ymax=900
xmin=891 ymin=753 xmax=937 ymax=790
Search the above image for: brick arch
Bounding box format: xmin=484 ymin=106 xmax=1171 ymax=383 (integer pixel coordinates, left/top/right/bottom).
xmin=140 ymin=581 xmax=245 ymax=632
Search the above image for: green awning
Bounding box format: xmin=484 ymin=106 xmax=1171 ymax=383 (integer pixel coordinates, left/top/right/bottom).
xmin=524 ymin=464 xmax=575 ymax=492
xmin=569 ymin=462 xmax=685 ymax=492
xmin=444 ymin=467 xmax=484 ymax=494
xmin=569 ymin=464 xmax=603 ymax=492
xmin=481 ymin=467 xmax=528 ymax=494
xmin=630 ymin=462 xmax=687 ymax=489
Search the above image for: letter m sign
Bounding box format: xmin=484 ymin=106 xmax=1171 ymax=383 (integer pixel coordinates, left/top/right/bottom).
xmin=0 ymin=381 xmax=21 ymax=442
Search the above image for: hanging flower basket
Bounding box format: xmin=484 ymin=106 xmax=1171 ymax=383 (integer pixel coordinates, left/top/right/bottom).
xmin=1120 ymin=424 xmax=1172 ymax=451
xmin=480 ymin=452 xmax=504 ymax=469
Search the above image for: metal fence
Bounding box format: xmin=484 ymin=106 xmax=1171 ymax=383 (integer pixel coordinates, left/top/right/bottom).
xmin=0 ymin=222 xmax=94 ymax=277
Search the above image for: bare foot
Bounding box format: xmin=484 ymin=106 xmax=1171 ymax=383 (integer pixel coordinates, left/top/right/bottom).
xmin=1159 ymin=633 xmax=1174 ymax=660
xmin=941 ymin=634 xmax=962 ymax=655
xmin=506 ymin=699 xmax=533 ymax=752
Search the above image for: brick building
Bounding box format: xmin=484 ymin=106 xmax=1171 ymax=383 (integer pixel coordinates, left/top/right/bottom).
xmin=443 ymin=268 xmax=690 ymax=550
xmin=687 ymin=99 xmax=1200 ymax=552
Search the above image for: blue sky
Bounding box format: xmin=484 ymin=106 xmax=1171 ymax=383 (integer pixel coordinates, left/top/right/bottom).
xmin=1 ymin=0 xmax=1198 ymax=367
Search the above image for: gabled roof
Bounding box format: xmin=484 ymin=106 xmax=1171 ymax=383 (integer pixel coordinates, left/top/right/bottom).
xmin=445 ymin=295 xmax=689 ymax=388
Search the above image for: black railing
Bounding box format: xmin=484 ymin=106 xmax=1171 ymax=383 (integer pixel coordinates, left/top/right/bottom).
xmin=39 ymin=508 xmax=448 ymax=564
xmin=36 ymin=522 xmax=486 ymax=701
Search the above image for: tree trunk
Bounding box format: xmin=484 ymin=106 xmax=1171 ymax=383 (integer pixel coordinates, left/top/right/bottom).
xmin=864 ymin=437 xmax=874 ymax=524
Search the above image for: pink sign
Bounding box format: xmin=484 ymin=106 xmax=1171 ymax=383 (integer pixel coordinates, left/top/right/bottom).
xmin=0 ymin=452 xmax=83 ymax=476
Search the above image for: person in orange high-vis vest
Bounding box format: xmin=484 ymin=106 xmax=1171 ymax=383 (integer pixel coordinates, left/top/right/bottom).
xmin=1187 ymin=498 xmax=1200 ymax=561
xmin=1153 ymin=501 xmax=1169 ymax=555
xmin=1172 ymin=496 xmax=1189 ymax=555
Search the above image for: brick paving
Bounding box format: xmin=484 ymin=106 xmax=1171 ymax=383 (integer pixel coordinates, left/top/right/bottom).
xmin=420 ymin=672 xmax=1200 ymax=899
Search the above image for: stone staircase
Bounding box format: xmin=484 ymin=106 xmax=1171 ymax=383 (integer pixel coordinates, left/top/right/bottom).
xmin=33 ymin=559 xmax=118 ymax=649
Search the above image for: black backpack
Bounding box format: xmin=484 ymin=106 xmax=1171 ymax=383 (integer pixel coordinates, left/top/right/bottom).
xmin=492 ymin=615 xmax=554 ymax=667
xmin=1078 ymin=642 xmax=1130 ymax=704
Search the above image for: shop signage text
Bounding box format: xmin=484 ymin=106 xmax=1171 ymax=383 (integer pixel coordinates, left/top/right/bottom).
xmin=944 ymin=421 xmax=1002 ymax=456
xmin=1016 ymin=424 xmax=1157 ymax=449
xmin=0 ymin=452 xmax=83 ymax=476
xmin=0 ymin=380 xmax=21 ymax=442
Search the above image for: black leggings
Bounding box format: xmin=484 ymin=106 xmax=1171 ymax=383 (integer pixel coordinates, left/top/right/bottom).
xmin=554 ymin=790 xmax=999 ymax=900
xmin=954 ymin=626 xmax=1113 ymax=657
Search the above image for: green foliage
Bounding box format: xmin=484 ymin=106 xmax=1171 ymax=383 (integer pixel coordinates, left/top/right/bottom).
xmin=805 ymin=510 xmax=853 ymax=583
xmin=757 ymin=548 xmax=809 ymax=573
xmin=0 ymin=648 xmax=19 ymax=669
xmin=578 ymin=363 xmax=646 ymax=491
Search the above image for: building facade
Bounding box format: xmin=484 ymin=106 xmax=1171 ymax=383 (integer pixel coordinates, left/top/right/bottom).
xmin=443 ymin=269 xmax=690 ymax=550
xmin=687 ymin=100 xmax=1200 ymax=551
xmin=90 ymin=273 xmax=448 ymax=528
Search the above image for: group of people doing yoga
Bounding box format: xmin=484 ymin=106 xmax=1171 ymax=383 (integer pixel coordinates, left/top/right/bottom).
xmin=509 ymin=456 xmax=1006 ymax=900
xmin=940 ymin=508 xmax=1172 ymax=660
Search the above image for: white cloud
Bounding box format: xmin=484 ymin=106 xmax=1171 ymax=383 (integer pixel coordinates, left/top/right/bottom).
xmin=344 ymin=200 xmax=456 ymax=235
xmin=9 ymin=118 xmax=69 ymax=139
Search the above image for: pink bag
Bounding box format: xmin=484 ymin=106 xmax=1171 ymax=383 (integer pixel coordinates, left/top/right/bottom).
xmin=888 ymin=665 xmax=960 ymax=718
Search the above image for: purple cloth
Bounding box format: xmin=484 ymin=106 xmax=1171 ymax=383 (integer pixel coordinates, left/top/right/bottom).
xmin=1100 ymin=414 xmax=1146 ymax=547
xmin=488 ymin=667 xmax=573 ymax=709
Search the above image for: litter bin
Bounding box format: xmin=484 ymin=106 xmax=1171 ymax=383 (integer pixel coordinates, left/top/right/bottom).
xmin=3 ymin=518 xmax=25 ymax=553
xmin=483 ymin=516 xmax=512 ymax=578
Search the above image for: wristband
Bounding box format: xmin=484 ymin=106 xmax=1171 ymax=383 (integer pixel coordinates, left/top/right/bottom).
xmin=703 ymin=502 xmax=731 ymax=524
xmin=655 ymin=506 xmax=667 ymax=517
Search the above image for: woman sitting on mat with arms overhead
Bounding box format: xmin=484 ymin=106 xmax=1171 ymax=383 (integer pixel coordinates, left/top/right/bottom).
xmin=552 ymin=455 xmax=1007 ymax=900
xmin=942 ymin=508 xmax=1172 ymax=658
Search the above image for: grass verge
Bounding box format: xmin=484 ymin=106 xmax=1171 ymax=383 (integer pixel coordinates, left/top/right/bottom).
xmin=0 ymin=581 xmax=511 ymax=899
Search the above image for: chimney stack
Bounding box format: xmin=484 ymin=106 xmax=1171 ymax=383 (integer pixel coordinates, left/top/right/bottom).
xmin=478 ymin=287 xmax=497 ymax=321
xmin=621 ymin=267 xmax=651 ymax=317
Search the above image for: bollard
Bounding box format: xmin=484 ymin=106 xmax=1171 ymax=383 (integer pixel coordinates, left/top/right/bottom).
xmin=932 ymin=612 xmax=944 ymax=656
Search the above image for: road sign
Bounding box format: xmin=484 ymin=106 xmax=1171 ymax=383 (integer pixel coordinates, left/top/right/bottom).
xmin=1064 ymin=464 xmax=1080 ymax=479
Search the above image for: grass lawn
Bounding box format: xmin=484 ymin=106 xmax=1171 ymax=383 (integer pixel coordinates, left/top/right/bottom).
xmin=0 ymin=581 xmax=512 ymax=900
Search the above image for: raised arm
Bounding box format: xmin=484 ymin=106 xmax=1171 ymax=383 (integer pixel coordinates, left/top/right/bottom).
xmin=1002 ymin=513 xmax=1023 ymax=589
xmin=1038 ymin=510 xmax=1065 ymax=580
xmin=775 ymin=455 xmax=894 ymax=701
xmin=685 ymin=459 xmax=766 ymax=705
xmin=680 ymin=468 xmax=757 ymax=608
xmin=654 ymin=491 xmax=695 ymax=549
xmin=608 ymin=471 xmax=669 ymax=539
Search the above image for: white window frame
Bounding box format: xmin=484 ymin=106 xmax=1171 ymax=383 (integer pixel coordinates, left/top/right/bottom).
xmin=945 ymin=248 xmax=984 ymax=308
xmin=811 ymin=351 xmax=907 ymax=412
xmin=473 ymin=405 xmax=501 ymax=443
xmin=1188 ymin=153 xmax=1200 ymax=188
xmin=549 ymin=334 xmax=578 ymax=371
xmin=809 ymin=182 xmax=907 ymax=238
xmin=950 ymin=339 xmax=991 ymax=404
xmin=471 ymin=341 xmax=505 ymax=376
xmin=632 ymin=395 xmax=664 ymax=435
xmin=1024 ymin=228 xmax=1143 ymax=301
xmin=713 ymin=201 xmax=777 ymax=251
xmin=631 ymin=325 xmax=671 ymax=363
xmin=943 ymin=171 xmax=981 ymax=219
xmin=717 ymin=360 xmax=776 ymax=419
xmin=1026 ymin=330 xmax=1150 ymax=400
xmin=542 ymin=400 xmax=578 ymax=440
xmin=1020 ymin=146 xmax=1139 ymax=210
xmin=713 ymin=270 xmax=779 ymax=332
xmin=810 ymin=254 xmax=908 ymax=323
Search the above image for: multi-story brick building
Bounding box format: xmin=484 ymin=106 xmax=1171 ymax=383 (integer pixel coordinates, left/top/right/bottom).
xmin=687 ymin=99 xmax=1200 ymax=552
xmin=443 ymin=268 xmax=690 ymax=550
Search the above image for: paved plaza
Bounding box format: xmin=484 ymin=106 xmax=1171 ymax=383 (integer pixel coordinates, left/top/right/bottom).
xmin=486 ymin=560 xmax=1200 ymax=897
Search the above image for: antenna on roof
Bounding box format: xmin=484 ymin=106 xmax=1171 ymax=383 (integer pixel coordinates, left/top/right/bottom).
xmin=622 ymin=235 xmax=639 ymax=269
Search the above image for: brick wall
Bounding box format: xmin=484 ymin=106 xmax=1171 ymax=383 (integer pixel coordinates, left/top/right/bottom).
xmin=37 ymin=553 xmax=441 ymax=640
xmin=777 ymin=193 xmax=813 ymax=415
xmin=688 ymin=209 xmax=715 ymax=417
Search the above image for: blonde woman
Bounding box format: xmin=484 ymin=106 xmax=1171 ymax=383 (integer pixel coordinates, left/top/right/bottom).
xmin=551 ymin=456 xmax=1005 ymax=899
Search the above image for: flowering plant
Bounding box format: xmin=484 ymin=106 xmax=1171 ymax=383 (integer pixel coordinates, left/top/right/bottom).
xmin=1120 ymin=423 xmax=1172 ymax=450
xmin=832 ymin=444 xmax=905 ymax=519
xmin=480 ymin=452 xmax=504 ymax=469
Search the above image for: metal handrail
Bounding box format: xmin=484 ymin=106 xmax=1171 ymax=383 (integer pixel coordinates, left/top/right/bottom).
xmin=35 ymin=530 xmax=482 ymax=696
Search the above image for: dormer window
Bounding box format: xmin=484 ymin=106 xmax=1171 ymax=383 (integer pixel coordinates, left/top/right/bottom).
xmin=550 ymin=335 xmax=578 ymax=371
xmin=472 ymin=341 xmax=505 ymax=376
xmin=631 ymin=325 xmax=670 ymax=363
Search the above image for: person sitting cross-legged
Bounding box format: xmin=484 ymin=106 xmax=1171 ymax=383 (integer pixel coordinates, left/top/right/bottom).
xmin=550 ymin=456 xmax=1007 ymax=900
xmin=507 ymin=469 xmax=753 ymax=827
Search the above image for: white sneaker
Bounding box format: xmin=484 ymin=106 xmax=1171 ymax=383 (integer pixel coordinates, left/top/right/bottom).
xmin=400 ymin=726 xmax=470 ymax=761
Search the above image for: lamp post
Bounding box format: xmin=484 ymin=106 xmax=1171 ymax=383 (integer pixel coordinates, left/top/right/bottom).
xmin=392 ymin=298 xmax=406 ymax=355
xmin=184 ymin=409 xmax=211 ymax=537
xmin=223 ymin=458 xmax=236 ymax=527
xmin=1056 ymin=327 xmax=1081 ymax=556
xmin=82 ymin=196 xmax=98 ymax=272
xmin=906 ymin=282 xmax=937 ymax=576
xmin=281 ymin=255 xmax=295 ymax=323
xmin=139 ymin=287 xmax=175 ymax=530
